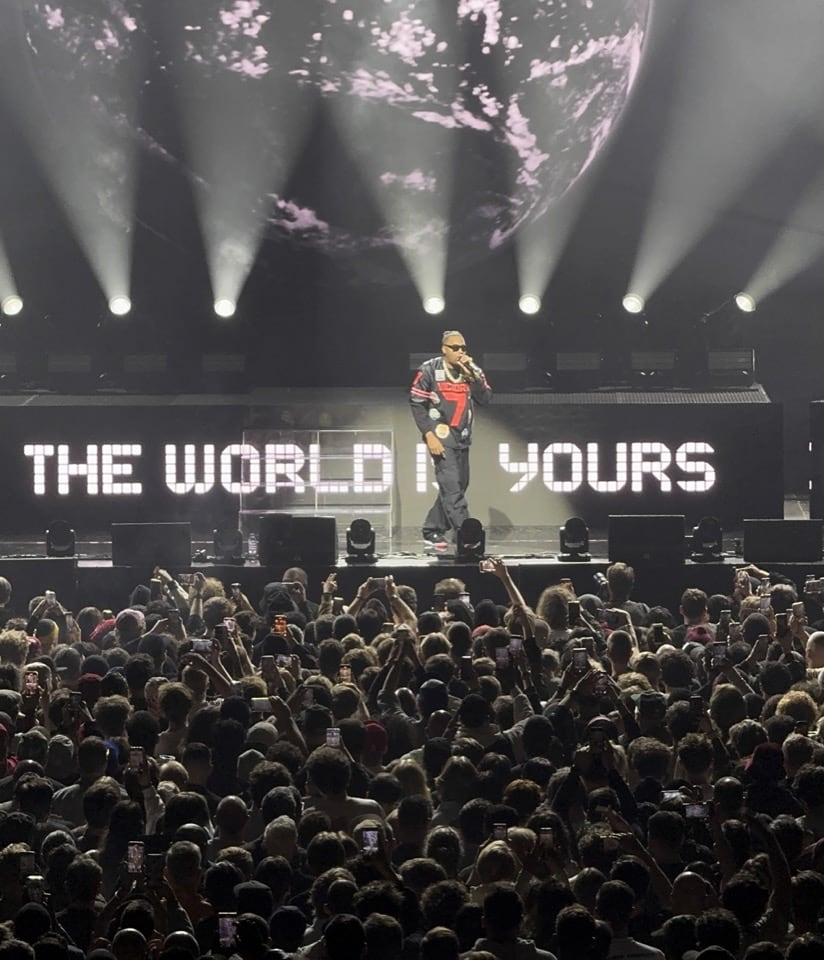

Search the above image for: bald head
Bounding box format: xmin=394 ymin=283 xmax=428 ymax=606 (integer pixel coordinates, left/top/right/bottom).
xmin=806 ymin=631 xmax=824 ymax=668
xmin=671 ymin=871 xmax=715 ymax=916
xmin=112 ymin=928 xmax=147 ymax=960
xmin=215 ymin=795 xmax=250 ymax=835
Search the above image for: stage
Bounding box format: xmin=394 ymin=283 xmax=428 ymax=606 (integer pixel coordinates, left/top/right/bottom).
xmin=0 ymin=493 xmax=816 ymax=617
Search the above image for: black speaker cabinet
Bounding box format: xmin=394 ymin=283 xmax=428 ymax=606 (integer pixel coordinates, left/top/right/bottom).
xmin=258 ymin=514 xmax=338 ymax=567
xmin=608 ymin=515 xmax=686 ymax=564
xmin=743 ymin=519 xmax=823 ymax=563
xmin=111 ymin=522 xmax=192 ymax=568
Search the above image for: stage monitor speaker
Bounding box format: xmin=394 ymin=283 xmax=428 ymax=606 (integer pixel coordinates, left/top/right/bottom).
xmin=258 ymin=514 xmax=337 ymax=567
xmin=608 ymin=515 xmax=686 ymax=563
xmin=111 ymin=522 xmax=192 ymax=569
xmin=743 ymin=519 xmax=823 ymax=563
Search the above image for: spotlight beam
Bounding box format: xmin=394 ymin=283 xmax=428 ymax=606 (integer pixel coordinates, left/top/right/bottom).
xmin=627 ymin=1 xmax=824 ymax=304
xmin=326 ymin=1 xmax=458 ymax=308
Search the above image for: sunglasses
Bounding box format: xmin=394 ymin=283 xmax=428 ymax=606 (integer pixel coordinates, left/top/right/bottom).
xmin=444 ymin=343 xmax=467 ymax=352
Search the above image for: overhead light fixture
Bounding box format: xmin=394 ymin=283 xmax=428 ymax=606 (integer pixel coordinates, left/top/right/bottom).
xmin=346 ymin=518 xmax=376 ymax=564
xmin=519 ymin=295 xmax=541 ymax=316
xmin=622 ymin=293 xmax=645 ymax=314
xmin=456 ymin=518 xmax=485 ymax=562
xmin=423 ymin=296 xmax=445 ymax=316
xmin=558 ymin=517 xmax=591 ymax=562
xmin=690 ymin=516 xmax=723 ymax=562
xmin=46 ymin=520 xmax=76 ymax=558
xmin=734 ymin=292 xmax=756 ymax=313
xmin=214 ymin=297 xmax=236 ymax=318
xmin=1 ymin=295 xmax=23 ymax=317
xmin=213 ymin=528 xmax=244 ymax=564
xmin=108 ymin=296 xmax=132 ymax=317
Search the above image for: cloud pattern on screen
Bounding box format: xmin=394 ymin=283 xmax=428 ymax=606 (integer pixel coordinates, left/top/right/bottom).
xmin=26 ymin=0 xmax=651 ymax=280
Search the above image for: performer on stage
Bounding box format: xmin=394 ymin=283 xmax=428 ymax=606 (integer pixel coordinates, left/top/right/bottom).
xmin=409 ymin=330 xmax=492 ymax=552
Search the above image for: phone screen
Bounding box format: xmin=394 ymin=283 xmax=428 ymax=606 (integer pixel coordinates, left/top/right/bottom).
xmin=572 ymin=648 xmax=587 ymax=670
xmin=493 ymin=823 xmax=507 ymax=841
xmin=25 ymin=671 xmax=39 ymax=693
xmin=326 ymin=727 xmax=341 ymax=748
xmin=260 ymin=656 xmax=276 ymax=680
xmin=129 ymin=748 xmax=144 ymax=770
xmin=127 ymin=841 xmax=144 ymax=874
xmin=685 ymin=803 xmax=709 ymax=819
xmin=219 ymin=916 xmax=237 ymax=949
xmin=363 ymin=829 xmax=379 ymax=854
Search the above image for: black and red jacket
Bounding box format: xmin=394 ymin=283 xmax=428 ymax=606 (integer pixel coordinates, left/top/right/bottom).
xmin=409 ymin=356 xmax=492 ymax=449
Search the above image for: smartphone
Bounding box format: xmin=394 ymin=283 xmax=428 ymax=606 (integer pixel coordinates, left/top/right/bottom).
xmin=662 ymin=789 xmax=682 ymax=801
xmin=179 ymin=573 xmax=193 ymax=586
xmin=572 ymin=648 xmax=588 ymax=670
xmin=150 ymin=578 xmax=163 ymax=600
xmin=24 ymin=671 xmax=39 ymax=694
xmin=719 ymin=609 xmax=731 ymax=628
xmin=539 ymin=827 xmax=554 ymax=847
xmin=146 ymin=853 xmax=165 ymax=890
xmin=44 ymin=590 xmax=56 ymax=603
xmin=684 ymin=802 xmax=709 ymax=819
xmin=274 ymin=615 xmax=288 ymax=637
xmin=19 ymin=852 xmax=35 ymax=879
xmin=493 ymin=823 xmax=508 ymax=841
xmin=231 ymin=583 xmax=242 ymax=598
xmin=69 ymin=691 xmax=83 ymax=713
xmin=568 ymin=600 xmax=580 ymax=622
xmin=214 ymin=624 xmax=228 ymax=643
xmin=710 ymin=642 xmax=728 ymax=667
xmin=793 ymin=601 xmax=805 ymax=619
xmin=652 ymin=623 xmax=664 ymax=643
xmin=276 ymin=654 xmax=291 ymax=668
xmin=510 ymin=635 xmax=522 ymax=653
xmin=458 ymin=592 xmax=471 ymax=605
xmin=127 ymin=841 xmax=145 ymax=874
xmin=251 ymin=697 xmax=272 ymax=713
xmin=339 ymin=664 xmax=352 ymax=683
xmin=192 ymin=638 xmax=212 ymax=653
xmin=775 ymin=612 xmax=788 ymax=635
xmin=224 ymin=618 xmax=236 ymax=634
xmin=729 ymin=622 xmax=742 ymax=642
xmin=24 ymin=876 xmax=45 ymax=903
xmin=495 ymin=647 xmax=510 ymax=668
xmin=218 ymin=915 xmax=238 ymax=949
xmin=167 ymin=607 xmax=180 ymax=624
xmin=382 ymin=622 xmax=394 ymax=633
xmin=479 ymin=559 xmax=496 ymax=573
xmin=759 ymin=596 xmax=772 ymax=615
xmin=129 ymin=747 xmax=145 ymax=771
xmin=326 ymin=727 xmax=341 ymax=748
xmin=689 ymin=695 xmax=704 ymax=716
xmin=260 ymin=655 xmax=276 ymax=681
xmin=362 ymin=829 xmax=379 ymax=854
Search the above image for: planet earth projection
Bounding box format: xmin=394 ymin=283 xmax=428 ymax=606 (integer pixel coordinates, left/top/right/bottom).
xmin=17 ymin=0 xmax=652 ymax=284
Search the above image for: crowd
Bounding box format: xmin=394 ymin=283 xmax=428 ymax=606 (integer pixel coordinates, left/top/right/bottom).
xmin=0 ymin=557 xmax=822 ymax=960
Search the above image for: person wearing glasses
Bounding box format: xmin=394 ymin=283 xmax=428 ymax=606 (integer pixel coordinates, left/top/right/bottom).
xmin=409 ymin=330 xmax=492 ymax=553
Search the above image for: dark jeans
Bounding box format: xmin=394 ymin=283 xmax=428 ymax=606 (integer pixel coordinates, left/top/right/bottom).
xmin=422 ymin=445 xmax=470 ymax=538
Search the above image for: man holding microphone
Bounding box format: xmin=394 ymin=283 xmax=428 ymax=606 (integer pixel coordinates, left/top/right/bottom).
xmin=409 ymin=330 xmax=492 ymax=553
